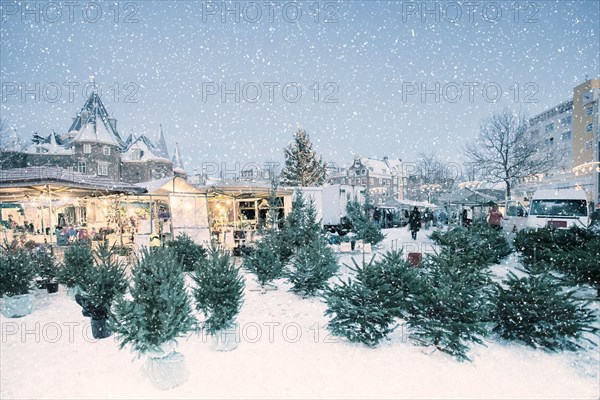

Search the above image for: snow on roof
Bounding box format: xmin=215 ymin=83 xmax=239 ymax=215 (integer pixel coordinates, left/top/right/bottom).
xmin=359 ymin=157 xmax=402 ymax=175
xmin=135 ymin=176 xmax=200 ymax=194
xmin=73 ymin=120 xmax=119 ymax=146
xmin=23 ymin=132 xmax=73 ymax=155
xmin=121 ymin=135 xmax=171 ymax=162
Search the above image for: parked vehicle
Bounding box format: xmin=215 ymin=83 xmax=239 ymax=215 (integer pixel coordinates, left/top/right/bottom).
xmin=501 ymin=199 xmax=529 ymax=232
xmin=299 ymin=185 xmax=364 ymax=235
xmin=526 ymin=189 xmax=591 ymax=229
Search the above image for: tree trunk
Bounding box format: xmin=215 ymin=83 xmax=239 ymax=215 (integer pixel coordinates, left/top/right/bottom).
xmin=505 ymin=181 xmax=511 ymax=198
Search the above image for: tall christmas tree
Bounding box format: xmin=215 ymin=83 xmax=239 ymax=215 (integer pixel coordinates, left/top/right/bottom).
xmin=280 ymin=128 xmax=327 ymax=187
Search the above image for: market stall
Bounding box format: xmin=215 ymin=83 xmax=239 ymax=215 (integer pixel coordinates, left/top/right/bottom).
xmin=202 ymin=182 xmax=292 ymax=250
xmin=0 ymin=167 xmax=145 ymax=246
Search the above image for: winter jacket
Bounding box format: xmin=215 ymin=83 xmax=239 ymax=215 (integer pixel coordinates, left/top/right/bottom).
xmin=409 ymin=210 xmax=421 ymax=231
xmin=487 ymin=210 xmax=503 ymax=227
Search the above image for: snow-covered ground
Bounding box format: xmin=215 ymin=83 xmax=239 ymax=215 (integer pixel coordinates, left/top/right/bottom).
xmin=1 ymin=227 xmax=599 ymax=399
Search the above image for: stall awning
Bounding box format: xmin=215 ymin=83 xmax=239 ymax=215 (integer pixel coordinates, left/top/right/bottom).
xmin=136 ymin=176 xmax=203 ymax=196
xmin=0 ymin=167 xmax=146 ymax=201
xmin=438 ymin=187 xmax=504 ymax=206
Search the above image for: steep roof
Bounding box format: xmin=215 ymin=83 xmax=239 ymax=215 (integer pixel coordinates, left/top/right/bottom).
xmin=121 ymin=134 xmax=172 ymax=163
xmin=355 ymin=156 xmax=403 ymax=175
xmin=73 ymin=120 xmax=120 ymax=147
xmin=68 ymin=90 xmax=124 ymax=147
xmin=171 ymin=143 xmax=185 ymax=174
xmin=154 ymin=125 xmax=170 ymax=159
xmin=23 ymin=132 xmax=72 ymax=155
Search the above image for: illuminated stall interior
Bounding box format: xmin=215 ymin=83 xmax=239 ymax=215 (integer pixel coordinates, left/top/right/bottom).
xmin=0 ymin=167 xmax=145 ymax=245
xmin=204 ymin=184 xmax=292 ymax=249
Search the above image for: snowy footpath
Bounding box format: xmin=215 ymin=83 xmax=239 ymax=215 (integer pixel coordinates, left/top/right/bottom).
xmin=1 ymin=227 xmax=599 ymax=399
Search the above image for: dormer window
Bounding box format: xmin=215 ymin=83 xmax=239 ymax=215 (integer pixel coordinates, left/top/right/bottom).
xmin=83 ymin=144 xmax=92 ymax=154
xmin=103 ymin=146 xmax=111 ymax=156
xmin=132 ymin=149 xmax=143 ymax=160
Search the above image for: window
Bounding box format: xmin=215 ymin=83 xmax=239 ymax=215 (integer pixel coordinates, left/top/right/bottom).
xmin=378 ymin=178 xmax=382 ymax=184
xmin=35 ymin=146 xmax=47 ymax=154
xmin=585 ymin=141 xmax=592 ymax=150
xmin=83 ymin=144 xmax=92 ymax=154
xmin=530 ymin=199 xmax=587 ymax=217
xmin=585 ymin=106 xmax=593 ymax=116
xmin=561 ymin=131 xmax=572 ymax=141
xmin=132 ymin=149 xmax=143 ymax=160
xmin=77 ymin=161 xmax=86 ymax=174
xmin=97 ymin=162 xmax=109 ymax=176
xmin=545 ymin=123 xmax=554 ymax=133
xmin=582 ymin=90 xmax=593 ymax=104
xmin=560 ymin=116 xmax=572 ymax=125
xmin=103 ymin=146 xmax=111 ymax=155
xmin=586 ymin=123 xmax=593 ymax=133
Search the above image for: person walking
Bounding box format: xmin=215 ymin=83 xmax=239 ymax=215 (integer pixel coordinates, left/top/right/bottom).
xmin=408 ymin=206 xmax=421 ymax=240
xmin=423 ymin=208 xmax=431 ymax=230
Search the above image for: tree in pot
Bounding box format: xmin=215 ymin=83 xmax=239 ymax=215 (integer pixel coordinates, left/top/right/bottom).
xmin=32 ymin=250 xmax=60 ymax=293
xmin=286 ymin=237 xmax=339 ymax=298
xmin=78 ymin=242 xmax=129 ymax=339
xmin=57 ymin=242 xmax=94 ymax=300
xmin=192 ymin=245 xmax=245 ymax=351
xmin=112 ymin=247 xmax=195 ymax=390
xmin=0 ymin=238 xmax=36 ymax=318
xmin=166 ymin=232 xmax=207 ymax=272
xmin=242 ymin=235 xmax=284 ymax=292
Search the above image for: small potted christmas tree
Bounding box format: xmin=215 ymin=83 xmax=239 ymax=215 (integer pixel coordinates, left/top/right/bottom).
xmin=242 ymin=236 xmax=283 ymax=293
xmin=192 ymin=245 xmax=245 ymax=351
xmin=32 ymin=250 xmax=60 ymax=293
xmin=286 ymin=237 xmax=338 ymax=298
xmin=78 ymin=242 xmax=129 ymax=339
xmin=57 ymin=242 xmax=94 ymax=299
xmin=166 ymin=232 xmax=206 ymax=272
xmin=112 ymin=247 xmax=195 ymax=390
xmin=0 ymin=238 xmax=36 ymax=318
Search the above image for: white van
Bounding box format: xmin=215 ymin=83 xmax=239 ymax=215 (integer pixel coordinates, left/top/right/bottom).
xmin=527 ymin=189 xmax=590 ymax=229
xmin=501 ymin=199 xmax=529 ymax=232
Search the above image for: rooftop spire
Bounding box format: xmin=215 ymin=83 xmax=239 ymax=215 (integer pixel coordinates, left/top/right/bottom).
xmin=172 ymin=142 xmax=185 ymax=173
xmin=154 ymin=124 xmax=170 ymax=159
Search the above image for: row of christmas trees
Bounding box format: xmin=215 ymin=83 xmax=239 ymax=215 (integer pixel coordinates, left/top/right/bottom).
xmin=2 ymin=196 xmax=598 ymax=388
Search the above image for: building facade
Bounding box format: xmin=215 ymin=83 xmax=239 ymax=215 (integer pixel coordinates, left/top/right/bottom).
xmin=520 ymin=78 xmax=599 ymax=203
xmin=0 ymin=91 xmax=185 ymax=184
xmin=329 ymin=155 xmax=403 ymax=204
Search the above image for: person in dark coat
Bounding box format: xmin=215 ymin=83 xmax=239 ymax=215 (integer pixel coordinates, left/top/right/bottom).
xmin=408 ymin=206 xmax=421 ymax=240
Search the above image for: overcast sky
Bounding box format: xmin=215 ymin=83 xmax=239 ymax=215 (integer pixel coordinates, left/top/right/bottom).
xmin=1 ymin=0 xmax=599 ymax=174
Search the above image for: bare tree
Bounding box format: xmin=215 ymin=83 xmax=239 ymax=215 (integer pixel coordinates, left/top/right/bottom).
xmin=464 ymin=109 xmax=557 ymax=198
xmin=406 ymin=152 xmax=458 ymax=202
